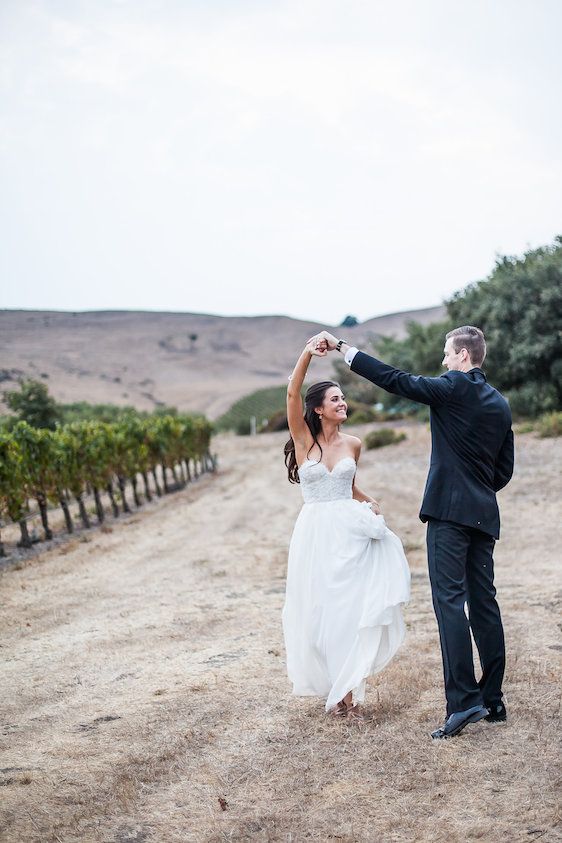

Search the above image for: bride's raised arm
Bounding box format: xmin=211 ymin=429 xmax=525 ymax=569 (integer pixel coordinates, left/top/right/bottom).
xmin=287 ymin=341 xmax=325 ymax=448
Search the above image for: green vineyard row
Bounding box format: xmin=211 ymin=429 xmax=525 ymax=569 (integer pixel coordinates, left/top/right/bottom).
xmin=0 ymin=413 xmax=214 ymax=554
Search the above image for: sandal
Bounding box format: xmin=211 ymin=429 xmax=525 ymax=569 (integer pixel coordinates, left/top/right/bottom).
xmin=329 ymin=701 xmax=348 ymax=717
xmin=346 ymin=704 xmax=367 ymax=722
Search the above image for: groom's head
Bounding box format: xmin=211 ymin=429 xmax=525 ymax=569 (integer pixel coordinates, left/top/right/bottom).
xmin=442 ymin=326 xmax=486 ymax=372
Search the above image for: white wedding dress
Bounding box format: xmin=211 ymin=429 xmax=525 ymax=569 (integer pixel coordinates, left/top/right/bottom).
xmin=282 ymin=457 xmax=411 ymax=711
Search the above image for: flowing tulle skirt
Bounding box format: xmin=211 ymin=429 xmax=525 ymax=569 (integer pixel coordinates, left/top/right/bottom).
xmin=282 ymin=499 xmax=411 ymax=711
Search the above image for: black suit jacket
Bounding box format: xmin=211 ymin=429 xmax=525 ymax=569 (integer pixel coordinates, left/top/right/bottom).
xmin=350 ymin=352 xmax=514 ymax=538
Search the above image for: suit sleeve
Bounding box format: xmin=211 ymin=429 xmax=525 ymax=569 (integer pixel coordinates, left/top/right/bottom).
xmin=493 ymin=428 xmax=514 ymax=491
xmin=350 ymin=350 xmax=455 ymax=406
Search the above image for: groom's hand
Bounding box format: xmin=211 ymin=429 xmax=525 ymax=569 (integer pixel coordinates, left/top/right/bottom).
xmin=307 ymin=330 xmax=339 ymax=351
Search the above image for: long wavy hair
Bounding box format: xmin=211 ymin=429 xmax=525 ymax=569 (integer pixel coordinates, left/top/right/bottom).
xmin=284 ymin=380 xmax=341 ymax=484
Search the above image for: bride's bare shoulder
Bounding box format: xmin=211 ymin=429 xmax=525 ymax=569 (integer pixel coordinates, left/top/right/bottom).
xmin=341 ymin=432 xmax=362 ymax=456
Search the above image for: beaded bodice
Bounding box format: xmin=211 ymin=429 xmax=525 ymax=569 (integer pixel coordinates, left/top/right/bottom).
xmin=297 ymin=457 xmax=356 ymax=503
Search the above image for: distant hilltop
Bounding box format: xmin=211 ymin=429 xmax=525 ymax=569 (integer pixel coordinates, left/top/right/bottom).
xmin=0 ymin=306 xmax=445 ymax=419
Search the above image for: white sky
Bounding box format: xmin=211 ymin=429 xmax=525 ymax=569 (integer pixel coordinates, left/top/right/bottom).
xmin=1 ymin=0 xmax=560 ymax=325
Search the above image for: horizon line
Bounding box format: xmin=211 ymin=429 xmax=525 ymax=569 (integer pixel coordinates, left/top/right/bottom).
xmin=0 ymin=302 xmax=445 ymax=327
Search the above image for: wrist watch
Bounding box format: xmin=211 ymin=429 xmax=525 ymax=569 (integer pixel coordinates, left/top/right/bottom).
xmin=336 ymin=339 xmax=347 ymax=352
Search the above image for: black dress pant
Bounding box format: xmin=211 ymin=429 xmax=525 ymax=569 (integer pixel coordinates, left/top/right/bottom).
xmin=426 ymin=519 xmax=506 ymax=715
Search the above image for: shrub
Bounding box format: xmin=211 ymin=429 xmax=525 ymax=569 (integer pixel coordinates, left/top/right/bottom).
xmin=345 ymin=400 xmax=375 ymax=421
xmin=216 ymin=385 xmax=291 ymax=432
xmin=3 ymin=379 xmax=61 ymax=430
xmin=262 ymin=409 xmax=288 ymax=432
xmin=514 ymin=420 xmax=536 ymax=434
xmin=506 ymin=382 xmax=559 ymax=419
xmin=537 ymin=411 xmax=562 ymax=438
xmin=235 ymin=418 xmax=252 ymax=436
xmin=365 ymin=428 xmax=407 ymax=449
xmin=348 ymin=411 xmax=375 ymax=425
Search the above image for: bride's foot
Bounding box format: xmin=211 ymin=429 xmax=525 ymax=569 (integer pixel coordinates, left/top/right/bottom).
xmin=346 ymin=704 xmax=367 ymax=722
xmin=329 ymin=700 xmax=348 ymax=717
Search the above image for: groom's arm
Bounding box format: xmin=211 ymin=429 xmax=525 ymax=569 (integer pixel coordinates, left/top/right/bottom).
xmin=348 ymin=349 xmax=455 ymax=406
xmin=308 ymin=331 xmax=454 ymax=406
xmin=493 ymin=427 xmax=514 ymax=491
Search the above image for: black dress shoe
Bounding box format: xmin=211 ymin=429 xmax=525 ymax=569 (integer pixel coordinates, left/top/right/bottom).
xmin=485 ymin=702 xmax=507 ymax=723
xmin=431 ymin=704 xmax=489 ymax=740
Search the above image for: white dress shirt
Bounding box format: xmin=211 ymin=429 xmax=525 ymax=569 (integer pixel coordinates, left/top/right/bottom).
xmin=344 ymin=346 xmax=359 ymax=366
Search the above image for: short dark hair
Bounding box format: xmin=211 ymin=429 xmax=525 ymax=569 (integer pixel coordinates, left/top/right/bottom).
xmin=446 ymin=326 xmax=486 ymax=367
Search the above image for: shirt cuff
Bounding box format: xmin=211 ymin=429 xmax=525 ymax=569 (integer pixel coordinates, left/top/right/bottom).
xmin=344 ymin=346 xmax=359 ymax=367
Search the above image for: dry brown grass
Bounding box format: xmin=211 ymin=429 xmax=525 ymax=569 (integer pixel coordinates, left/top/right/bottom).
xmin=1 ymin=425 xmax=560 ymax=842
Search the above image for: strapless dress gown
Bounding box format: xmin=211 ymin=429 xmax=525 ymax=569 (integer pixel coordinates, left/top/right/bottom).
xmin=282 ymin=457 xmax=411 ymax=711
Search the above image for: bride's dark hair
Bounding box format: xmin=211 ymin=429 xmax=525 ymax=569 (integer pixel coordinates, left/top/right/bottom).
xmin=284 ymin=380 xmax=341 ymax=484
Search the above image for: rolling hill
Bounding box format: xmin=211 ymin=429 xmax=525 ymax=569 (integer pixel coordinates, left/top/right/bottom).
xmin=0 ymin=306 xmax=445 ymax=419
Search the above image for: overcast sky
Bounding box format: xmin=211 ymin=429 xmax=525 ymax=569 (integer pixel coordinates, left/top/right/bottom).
xmin=1 ymin=0 xmax=560 ymax=325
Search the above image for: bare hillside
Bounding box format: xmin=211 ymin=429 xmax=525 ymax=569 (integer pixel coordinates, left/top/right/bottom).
xmin=0 ymin=306 xmax=444 ymax=419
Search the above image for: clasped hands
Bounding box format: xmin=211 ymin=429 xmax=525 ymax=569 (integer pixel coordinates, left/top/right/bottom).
xmin=306 ymin=330 xmax=339 ymax=357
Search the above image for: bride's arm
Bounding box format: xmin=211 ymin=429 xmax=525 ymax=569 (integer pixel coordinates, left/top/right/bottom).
xmin=352 ymin=481 xmax=381 ymax=513
xmin=287 ymin=341 xmax=324 ymax=448
xmin=351 ymin=441 xmax=381 ymax=513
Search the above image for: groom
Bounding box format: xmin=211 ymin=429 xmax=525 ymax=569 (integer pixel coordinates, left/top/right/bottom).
xmin=310 ymin=326 xmax=514 ymax=739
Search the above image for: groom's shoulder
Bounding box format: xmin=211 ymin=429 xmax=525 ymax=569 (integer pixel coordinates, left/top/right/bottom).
xmin=436 ymin=370 xmax=472 ymax=398
xmin=437 ymin=370 xmax=462 ymax=386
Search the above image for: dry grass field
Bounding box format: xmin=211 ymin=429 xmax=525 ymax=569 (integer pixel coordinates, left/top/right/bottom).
xmin=1 ymin=424 xmax=560 ymax=842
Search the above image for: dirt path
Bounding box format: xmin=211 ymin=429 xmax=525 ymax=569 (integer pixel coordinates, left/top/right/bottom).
xmin=1 ymin=426 xmax=560 ymax=842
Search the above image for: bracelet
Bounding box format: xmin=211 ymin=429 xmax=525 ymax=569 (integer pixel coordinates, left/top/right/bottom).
xmin=336 ymin=339 xmax=347 ymax=352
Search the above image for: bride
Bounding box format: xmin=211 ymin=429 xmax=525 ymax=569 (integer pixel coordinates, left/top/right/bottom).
xmin=282 ymin=338 xmax=411 ymax=719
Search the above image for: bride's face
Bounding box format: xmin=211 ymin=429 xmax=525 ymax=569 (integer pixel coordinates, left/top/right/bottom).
xmin=318 ymin=387 xmax=348 ymax=422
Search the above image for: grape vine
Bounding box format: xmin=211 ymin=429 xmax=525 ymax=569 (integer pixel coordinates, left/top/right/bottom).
xmin=0 ymin=413 xmax=215 ymax=554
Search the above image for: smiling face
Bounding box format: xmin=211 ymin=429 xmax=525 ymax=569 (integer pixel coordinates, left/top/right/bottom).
xmin=316 ymin=386 xmax=348 ymax=423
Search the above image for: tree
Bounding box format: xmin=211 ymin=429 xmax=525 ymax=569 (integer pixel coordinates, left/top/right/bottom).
xmin=58 ymin=425 xmax=91 ymax=528
xmin=11 ymin=422 xmax=57 ymax=540
xmin=3 ymin=379 xmax=60 ymax=429
xmin=0 ymin=432 xmax=30 ymax=548
xmin=332 ymin=358 xmax=382 ymax=406
xmin=79 ymin=422 xmax=116 ymax=522
xmin=119 ymin=414 xmax=152 ymax=504
xmin=373 ymin=320 xmax=452 ymax=414
xmin=50 ymin=432 xmax=75 ymax=533
xmin=447 ymin=238 xmax=562 ymax=416
xmin=151 ymin=416 xmax=184 ymax=489
xmin=340 ymin=315 xmax=359 ymax=328
xmin=360 ymin=236 xmax=562 ymax=418
xmin=0 ymin=406 xmax=214 ymax=553
xmin=105 ymin=425 xmax=130 ymax=513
